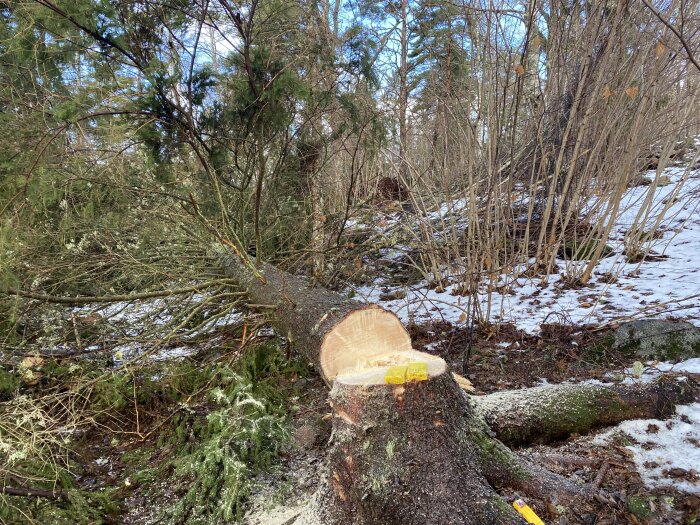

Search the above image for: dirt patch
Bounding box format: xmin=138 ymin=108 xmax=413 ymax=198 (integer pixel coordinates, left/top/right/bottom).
xmin=514 ymin=434 xmax=695 ymax=524
xmin=407 ymin=320 xmax=644 ymax=393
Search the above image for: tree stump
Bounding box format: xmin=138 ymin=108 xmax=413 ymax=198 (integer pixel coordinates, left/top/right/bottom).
xmin=217 ymin=249 xmax=699 ymax=524
xmin=299 ymin=361 xmax=524 ymax=525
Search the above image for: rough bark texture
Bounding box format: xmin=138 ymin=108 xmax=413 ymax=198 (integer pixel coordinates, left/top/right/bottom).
xmin=299 ymin=371 xmax=525 ymax=525
xmin=218 ymin=253 xmax=698 ymax=524
xmin=475 ymin=376 xmax=699 ymax=447
xmin=217 ymin=250 xmax=409 ymax=383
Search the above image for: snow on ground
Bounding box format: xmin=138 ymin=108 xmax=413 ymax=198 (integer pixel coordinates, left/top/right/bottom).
xmin=88 ymin=294 xmax=243 ymax=337
xmin=589 ymin=355 xmax=700 ymax=494
xmin=352 ymin=169 xmax=700 ymax=498
xmin=355 ymin=166 xmax=700 ymax=333
xmin=64 ymin=293 xmax=244 ymax=364
xmin=594 ymin=401 xmax=700 ymax=494
xmin=620 ymin=358 xmax=700 ymax=383
xmin=112 ymin=344 xmax=201 ymax=364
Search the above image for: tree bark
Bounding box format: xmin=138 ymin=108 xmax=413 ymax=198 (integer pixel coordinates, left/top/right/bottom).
xmin=217 ymin=249 xmax=413 ymax=383
xmin=398 ymin=0 xmax=409 ymax=183
xmin=217 ymin=252 xmax=698 ymax=524
xmin=475 ymin=376 xmax=698 ymax=447
xmin=298 ymin=370 xmax=525 ymax=525
xmin=0 ymin=485 xmax=67 ymax=500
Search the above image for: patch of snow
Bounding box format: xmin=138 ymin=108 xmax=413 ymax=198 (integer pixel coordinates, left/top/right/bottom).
xmin=186 ymin=309 xmax=244 ymax=337
xmin=355 ymin=166 xmax=700 ymax=333
xmin=150 ymin=346 xmax=198 ymax=361
xmin=654 ymin=358 xmax=700 ymax=374
xmin=622 ymin=358 xmax=700 ymax=383
xmin=580 ymin=378 xmax=611 ymax=386
xmin=594 ymin=403 xmax=700 ymax=494
xmin=59 ymin=290 xmax=245 ymax=363
xmin=625 ymin=357 xmax=700 ymax=383
xmin=256 ymin=327 xmax=277 ymax=338
xmin=423 ymin=341 xmax=443 ymax=352
xmin=111 ymin=343 xmax=199 ymax=364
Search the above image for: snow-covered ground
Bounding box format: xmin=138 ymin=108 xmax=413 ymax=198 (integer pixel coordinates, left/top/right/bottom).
xmin=57 ymin=292 xmax=245 ymax=365
xmin=90 ymin=293 xmax=243 ymax=338
xmin=594 ymin=400 xmax=700 ymax=494
xmin=355 ymin=166 xmax=700 ymax=334
xmin=622 ymin=358 xmax=700 ymax=383
xmin=563 ymin=356 xmax=700 ymax=494
xmin=351 ymin=163 xmax=700 ymax=496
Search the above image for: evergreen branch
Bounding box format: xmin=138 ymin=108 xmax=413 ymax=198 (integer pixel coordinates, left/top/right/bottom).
xmin=33 ymin=0 xmax=139 ymax=66
xmin=2 ymin=281 xmax=242 ymax=305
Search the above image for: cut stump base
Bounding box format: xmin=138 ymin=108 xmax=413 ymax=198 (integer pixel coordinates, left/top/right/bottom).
xmin=216 ymin=252 xmax=698 ymax=524
xmin=299 ymin=365 xmax=524 ymax=525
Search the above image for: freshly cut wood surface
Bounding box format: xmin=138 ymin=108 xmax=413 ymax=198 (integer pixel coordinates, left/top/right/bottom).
xmin=320 ymin=307 xmax=412 ymax=380
xmin=334 ymin=350 xmax=447 ymax=385
xmin=218 ymin=248 xmax=475 ymax=391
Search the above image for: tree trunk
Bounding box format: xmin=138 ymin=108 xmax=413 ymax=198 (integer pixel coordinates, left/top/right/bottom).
xmin=475 ymin=376 xmax=698 ymax=447
xmin=298 ymin=369 xmax=525 ymax=525
xmin=217 ymin=251 xmax=698 ymax=524
xmin=398 ymin=0 xmax=409 ymax=183
xmin=217 ymin=250 xmax=414 ymax=384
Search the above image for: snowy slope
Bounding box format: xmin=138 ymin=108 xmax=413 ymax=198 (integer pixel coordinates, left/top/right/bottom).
xmin=356 ymin=166 xmax=700 ymax=333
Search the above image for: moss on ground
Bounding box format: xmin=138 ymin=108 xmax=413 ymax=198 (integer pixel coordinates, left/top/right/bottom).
xmin=582 ymin=333 xmax=617 ymax=363
xmin=0 ymin=488 xmax=121 ymax=525
xmin=561 ymin=240 xmax=614 ymax=260
xmin=0 ymin=366 xmax=19 ymax=399
xmin=1 ymin=341 xmax=301 ymax=524
xmin=627 ymin=495 xmax=652 ymax=519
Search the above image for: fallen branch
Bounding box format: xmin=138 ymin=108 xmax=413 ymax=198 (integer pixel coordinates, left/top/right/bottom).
xmin=593 ymin=461 xmax=610 ymax=489
xmin=475 ymin=376 xmax=699 ymax=446
xmin=0 ymin=485 xmax=67 ymax=500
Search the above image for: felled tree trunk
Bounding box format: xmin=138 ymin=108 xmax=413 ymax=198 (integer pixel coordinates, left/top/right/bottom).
xmin=217 ymin=249 xmax=698 ymax=524
xmin=475 ymin=376 xmax=698 ymax=447
xmin=218 ymin=251 xmax=414 ymax=385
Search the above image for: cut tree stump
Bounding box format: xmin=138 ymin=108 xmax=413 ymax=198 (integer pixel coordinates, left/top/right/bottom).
xmin=217 ymin=249 xmax=699 ymax=524
xmin=298 ymin=365 xmax=526 ymax=525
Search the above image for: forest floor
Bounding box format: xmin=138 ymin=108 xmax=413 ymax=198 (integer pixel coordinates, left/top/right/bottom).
xmin=238 ymin=320 xmax=700 ymax=525
xmin=353 ymin=165 xmax=700 ymax=332
xmin=7 ymin=315 xmax=696 ymax=524
xmin=7 ymin=318 xmax=688 ymax=525
xmin=4 ymin=163 xmax=700 ymax=523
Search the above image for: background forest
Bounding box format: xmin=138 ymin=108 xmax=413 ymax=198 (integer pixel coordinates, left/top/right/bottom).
xmin=1 ymin=0 xmax=700 ymax=524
